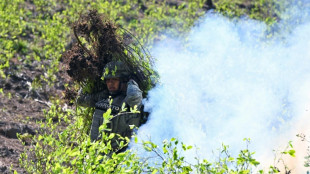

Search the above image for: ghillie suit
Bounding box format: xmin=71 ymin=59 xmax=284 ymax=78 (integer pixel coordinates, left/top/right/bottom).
xmin=62 ymin=10 xmax=156 ymax=99
xmin=62 ymin=10 xmax=155 ymax=138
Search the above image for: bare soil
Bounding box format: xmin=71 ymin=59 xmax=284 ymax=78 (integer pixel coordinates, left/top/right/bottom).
xmin=0 ymin=59 xmax=71 ymax=173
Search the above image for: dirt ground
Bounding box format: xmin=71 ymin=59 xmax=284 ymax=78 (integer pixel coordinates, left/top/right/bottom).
xmin=0 ymin=59 xmax=71 ymax=173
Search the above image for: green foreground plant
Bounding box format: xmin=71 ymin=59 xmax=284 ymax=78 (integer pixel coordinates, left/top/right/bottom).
xmin=19 ymin=102 xmax=297 ymax=174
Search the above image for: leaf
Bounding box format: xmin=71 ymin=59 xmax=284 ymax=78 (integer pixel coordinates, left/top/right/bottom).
xmin=144 ymin=146 xmax=152 ymax=152
xmin=69 ymin=149 xmax=80 ymax=157
xmin=250 ymin=159 xmax=260 ymax=166
xmin=96 ymin=155 xmax=103 ymax=162
xmin=288 ymin=149 xmax=295 ymax=157
xmin=288 ymin=140 xmax=293 ymax=148
xmin=108 ymin=133 xmax=115 ymax=139
xmin=163 ymin=147 xmax=168 ymax=154
xmin=182 ymin=144 xmax=186 ymax=151
xmin=152 ymin=169 xmax=158 ymax=174
xmin=228 ymin=157 xmax=235 ymax=162
xmin=71 ymin=159 xmax=76 ymax=165
xmin=38 ymin=135 xmax=43 ymax=141
xmin=129 ymin=124 xmax=135 ymax=129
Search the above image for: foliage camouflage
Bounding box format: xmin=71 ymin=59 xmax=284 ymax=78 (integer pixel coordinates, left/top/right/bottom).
xmin=63 ymin=10 xmax=156 ymax=99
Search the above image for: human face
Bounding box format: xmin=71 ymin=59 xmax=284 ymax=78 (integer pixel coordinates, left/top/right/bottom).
xmin=106 ymin=78 xmax=120 ymax=92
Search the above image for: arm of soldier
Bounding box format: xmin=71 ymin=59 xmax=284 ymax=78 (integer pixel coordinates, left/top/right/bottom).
xmin=76 ymin=89 xmax=109 ymax=107
xmin=124 ymin=79 xmax=142 ymax=108
xmin=90 ymin=109 xmax=104 ymax=141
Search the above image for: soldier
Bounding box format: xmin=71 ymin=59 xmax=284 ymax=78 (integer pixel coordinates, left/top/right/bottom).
xmin=77 ymin=61 xmax=143 ymax=152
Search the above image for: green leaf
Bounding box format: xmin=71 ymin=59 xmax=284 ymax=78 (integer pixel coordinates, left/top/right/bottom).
xmin=152 ymin=169 xmax=158 ymax=174
xmin=108 ymin=133 xmax=115 ymax=139
xmin=250 ymin=159 xmax=260 ymax=166
xmin=288 ymin=141 xmax=293 ymax=148
xmin=144 ymin=146 xmax=152 ymax=152
xmin=69 ymin=149 xmax=80 ymax=157
xmin=288 ymin=149 xmax=295 ymax=157
xmin=228 ymin=157 xmax=235 ymax=162
xmin=163 ymin=147 xmax=168 ymax=154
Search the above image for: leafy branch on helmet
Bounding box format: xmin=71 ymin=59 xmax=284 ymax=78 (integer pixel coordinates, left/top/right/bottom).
xmin=62 ymin=10 xmax=157 ymax=100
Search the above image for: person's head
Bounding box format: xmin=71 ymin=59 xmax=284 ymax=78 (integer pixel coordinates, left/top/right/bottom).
xmin=103 ymin=61 xmax=129 ymax=94
xmin=105 ymin=77 xmax=120 ymax=93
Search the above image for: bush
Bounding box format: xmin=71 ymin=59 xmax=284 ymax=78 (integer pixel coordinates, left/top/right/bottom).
xmin=19 ymin=102 xmax=297 ymax=173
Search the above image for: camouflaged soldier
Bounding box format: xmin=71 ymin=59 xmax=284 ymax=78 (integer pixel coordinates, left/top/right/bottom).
xmin=77 ymin=61 xmax=142 ymax=152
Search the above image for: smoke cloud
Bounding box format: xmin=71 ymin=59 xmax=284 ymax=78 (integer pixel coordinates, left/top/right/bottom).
xmin=132 ymin=1 xmax=310 ymax=172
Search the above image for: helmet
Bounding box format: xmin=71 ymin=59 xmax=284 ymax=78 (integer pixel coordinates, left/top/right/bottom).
xmin=102 ymin=61 xmax=130 ymax=80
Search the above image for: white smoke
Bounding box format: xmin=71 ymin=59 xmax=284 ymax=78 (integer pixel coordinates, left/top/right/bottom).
xmin=131 ymin=1 xmax=310 ymax=172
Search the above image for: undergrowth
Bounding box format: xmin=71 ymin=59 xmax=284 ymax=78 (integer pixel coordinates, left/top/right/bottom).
xmin=19 ymin=102 xmax=297 ymax=173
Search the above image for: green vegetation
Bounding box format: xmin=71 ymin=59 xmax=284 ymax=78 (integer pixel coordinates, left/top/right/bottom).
xmin=0 ymin=0 xmax=205 ymax=81
xmin=0 ymin=0 xmax=281 ymax=83
xmin=19 ymin=103 xmax=296 ymax=173
xmin=1 ymin=0 xmax=308 ymax=173
xmin=214 ymin=0 xmax=279 ymax=22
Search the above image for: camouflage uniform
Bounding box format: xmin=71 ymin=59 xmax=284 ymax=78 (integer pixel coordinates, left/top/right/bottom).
xmin=77 ymin=62 xmax=142 ymax=151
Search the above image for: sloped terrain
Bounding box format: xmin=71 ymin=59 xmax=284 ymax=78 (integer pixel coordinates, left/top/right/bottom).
xmin=0 ymin=0 xmax=280 ymax=173
xmin=0 ymin=59 xmax=71 ymax=173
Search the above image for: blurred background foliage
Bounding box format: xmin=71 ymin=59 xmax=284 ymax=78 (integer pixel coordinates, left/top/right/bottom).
xmin=0 ymin=0 xmax=282 ymax=86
